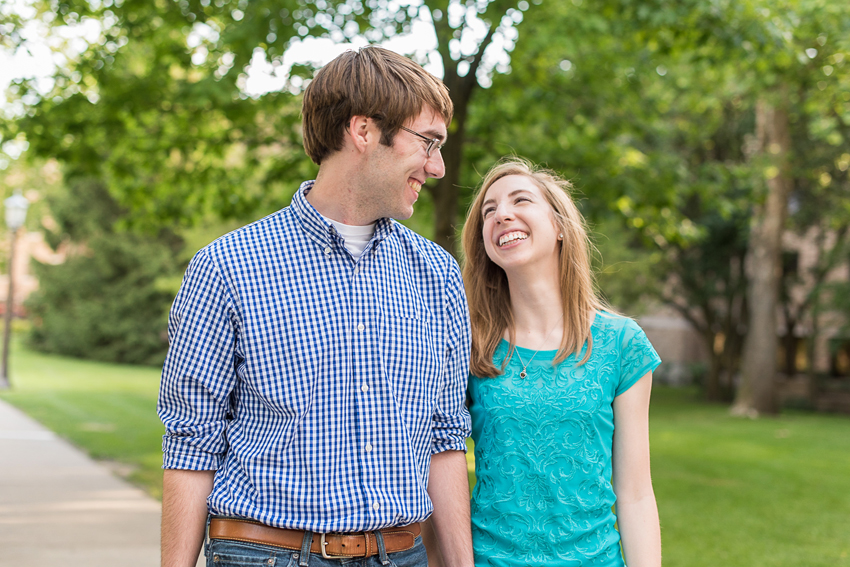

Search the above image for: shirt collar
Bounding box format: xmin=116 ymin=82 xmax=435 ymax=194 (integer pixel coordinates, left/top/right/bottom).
xmin=292 ymin=180 xmax=396 ymax=249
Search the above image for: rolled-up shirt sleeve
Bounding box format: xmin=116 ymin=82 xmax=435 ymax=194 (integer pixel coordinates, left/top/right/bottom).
xmin=158 ymin=248 xmax=239 ymax=470
xmin=431 ymin=261 xmax=472 ymax=454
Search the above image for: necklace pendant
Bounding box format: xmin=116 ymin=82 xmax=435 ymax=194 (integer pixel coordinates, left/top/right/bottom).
xmin=520 ymin=369 xmax=527 ymax=379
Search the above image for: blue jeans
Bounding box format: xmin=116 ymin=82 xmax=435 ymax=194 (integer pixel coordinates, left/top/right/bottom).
xmin=206 ymin=534 xmax=428 ymax=567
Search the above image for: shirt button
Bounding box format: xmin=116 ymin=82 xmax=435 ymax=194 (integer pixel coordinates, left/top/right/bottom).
xmin=324 ymin=247 xmax=332 ymax=255
xmin=372 ymin=502 xmax=380 ymax=510
xmin=354 ymin=266 xmax=360 ymax=275
xmin=361 ymin=384 xmax=369 ymax=393
xmin=357 ymin=323 xmax=365 ymax=331
xmin=365 ymin=443 xmax=372 ymax=452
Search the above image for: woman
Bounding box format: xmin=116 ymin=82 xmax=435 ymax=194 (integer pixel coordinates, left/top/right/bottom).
xmin=461 ymin=158 xmax=662 ymax=567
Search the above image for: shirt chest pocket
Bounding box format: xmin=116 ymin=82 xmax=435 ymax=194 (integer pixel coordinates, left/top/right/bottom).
xmin=378 ymin=309 xmax=442 ymax=416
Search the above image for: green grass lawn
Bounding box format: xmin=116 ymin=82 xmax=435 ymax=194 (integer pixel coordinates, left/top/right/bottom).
xmin=0 ymin=341 xmax=165 ymax=498
xmin=1 ymin=343 xmax=849 ymax=566
xmin=649 ymin=387 xmax=850 ymax=566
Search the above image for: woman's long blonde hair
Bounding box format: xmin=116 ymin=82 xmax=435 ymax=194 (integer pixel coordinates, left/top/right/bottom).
xmin=461 ymin=157 xmax=611 ymax=378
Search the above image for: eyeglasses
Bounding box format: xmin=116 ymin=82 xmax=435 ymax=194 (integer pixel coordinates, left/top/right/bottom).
xmin=399 ymin=126 xmax=445 ymax=158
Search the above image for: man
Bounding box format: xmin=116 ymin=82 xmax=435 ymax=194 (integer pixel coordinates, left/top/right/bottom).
xmin=158 ymin=46 xmax=473 ymax=567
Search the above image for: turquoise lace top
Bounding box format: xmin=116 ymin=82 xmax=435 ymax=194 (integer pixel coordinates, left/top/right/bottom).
xmin=468 ymin=313 xmax=661 ymax=567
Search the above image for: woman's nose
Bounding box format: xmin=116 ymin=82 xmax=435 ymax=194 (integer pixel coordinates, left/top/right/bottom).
xmin=495 ymin=203 xmax=514 ymax=222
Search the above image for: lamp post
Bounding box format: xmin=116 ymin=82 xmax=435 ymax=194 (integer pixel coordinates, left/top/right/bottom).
xmin=0 ymin=191 xmax=29 ymax=390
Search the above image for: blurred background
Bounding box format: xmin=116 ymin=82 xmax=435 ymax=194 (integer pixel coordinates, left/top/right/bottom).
xmin=0 ymin=0 xmax=848 ymax=565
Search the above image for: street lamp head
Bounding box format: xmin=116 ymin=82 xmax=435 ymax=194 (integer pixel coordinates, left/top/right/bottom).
xmin=4 ymin=192 xmax=29 ymax=231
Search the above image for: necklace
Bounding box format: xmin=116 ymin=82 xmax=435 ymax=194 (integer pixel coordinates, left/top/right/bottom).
xmin=513 ymin=318 xmax=562 ymax=379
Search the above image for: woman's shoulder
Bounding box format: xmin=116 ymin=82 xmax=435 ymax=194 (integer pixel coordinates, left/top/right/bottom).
xmin=593 ymin=310 xmax=640 ymax=332
xmin=592 ymin=311 xmax=651 ymax=352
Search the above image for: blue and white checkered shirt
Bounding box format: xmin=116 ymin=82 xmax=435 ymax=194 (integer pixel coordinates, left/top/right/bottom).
xmin=158 ymin=181 xmax=471 ymax=532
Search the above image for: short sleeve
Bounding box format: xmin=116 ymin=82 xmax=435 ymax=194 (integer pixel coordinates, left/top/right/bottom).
xmin=615 ymin=318 xmax=662 ymax=396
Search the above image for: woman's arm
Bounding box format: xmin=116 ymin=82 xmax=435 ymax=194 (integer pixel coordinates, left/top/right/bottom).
xmin=612 ymin=372 xmax=661 ymax=567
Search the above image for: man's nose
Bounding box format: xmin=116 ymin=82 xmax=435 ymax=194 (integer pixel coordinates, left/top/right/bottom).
xmin=425 ymin=149 xmax=446 ymax=179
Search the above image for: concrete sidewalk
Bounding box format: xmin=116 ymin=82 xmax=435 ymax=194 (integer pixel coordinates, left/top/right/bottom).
xmin=0 ymin=398 xmax=163 ymax=566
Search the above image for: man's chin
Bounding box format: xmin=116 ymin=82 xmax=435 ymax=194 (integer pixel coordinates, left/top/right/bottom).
xmin=391 ymin=209 xmax=415 ymax=221
xmin=389 ymin=198 xmax=417 ymax=221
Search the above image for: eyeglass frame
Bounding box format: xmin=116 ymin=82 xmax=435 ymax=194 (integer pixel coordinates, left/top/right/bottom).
xmin=398 ymin=126 xmax=445 ymax=158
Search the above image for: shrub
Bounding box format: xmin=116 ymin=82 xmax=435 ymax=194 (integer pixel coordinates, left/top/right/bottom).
xmin=26 ymin=179 xmax=182 ymax=366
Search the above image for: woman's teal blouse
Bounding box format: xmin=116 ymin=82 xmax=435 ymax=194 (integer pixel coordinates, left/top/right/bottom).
xmin=468 ymin=313 xmax=661 ymax=567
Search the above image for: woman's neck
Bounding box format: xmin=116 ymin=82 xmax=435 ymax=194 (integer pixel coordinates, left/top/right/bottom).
xmin=506 ymin=268 xmax=564 ymax=350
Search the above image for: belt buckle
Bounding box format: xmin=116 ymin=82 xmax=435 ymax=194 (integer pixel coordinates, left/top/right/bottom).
xmin=320 ymin=533 xmax=354 ymax=559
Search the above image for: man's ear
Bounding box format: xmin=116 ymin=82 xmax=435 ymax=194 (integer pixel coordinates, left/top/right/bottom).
xmin=347 ymin=115 xmax=375 ymax=154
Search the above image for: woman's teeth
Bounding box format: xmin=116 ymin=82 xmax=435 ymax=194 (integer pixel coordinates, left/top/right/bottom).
xmin=499 ymin=231 xmax=528 ymax=247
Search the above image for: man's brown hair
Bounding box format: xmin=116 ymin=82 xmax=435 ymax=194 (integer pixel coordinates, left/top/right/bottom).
xmin=301 ymin=46 xmax=453 ymax=165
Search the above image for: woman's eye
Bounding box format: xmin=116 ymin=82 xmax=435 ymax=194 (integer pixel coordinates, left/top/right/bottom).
xmin=483 ymin=208 xmax=495 ymax=218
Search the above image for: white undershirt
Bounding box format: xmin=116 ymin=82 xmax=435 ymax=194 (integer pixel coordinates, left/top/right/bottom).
xmin=321 ymin=215 xmax=376 ymax=258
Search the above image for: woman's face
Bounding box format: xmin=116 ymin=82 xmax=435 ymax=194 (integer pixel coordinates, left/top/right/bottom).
xmin=480 ymin=174 xmax=562 ymax=275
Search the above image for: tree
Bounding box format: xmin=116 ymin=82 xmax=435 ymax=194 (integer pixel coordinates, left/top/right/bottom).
xmin=731 ymin=0 xmax=850 ymax=414
xmin=3 ymin=0 xmax=313 ymax=228
xmin=466 ymin=0 xmax=850 ymax=408
xmin=7 ymin=0 xmax=850 ymax=394
xmin=2 ymin=0 xmax=534 ymax=254
xmin=26 ymin=177 xmax=182 ymax=365
xmin=462 ymin=0 xmax=760 ymax=399
xmin=732 ymin=96 xmax=792 ymax=415
xmin=422 ymin=0 xmax=528 ymax=252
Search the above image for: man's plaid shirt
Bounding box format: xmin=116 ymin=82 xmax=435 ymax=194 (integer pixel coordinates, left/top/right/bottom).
xmin=158 ymin=181 xmax=471 ymax=532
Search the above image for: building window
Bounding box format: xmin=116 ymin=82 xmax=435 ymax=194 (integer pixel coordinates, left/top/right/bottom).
xmin=829 ymin=338 xmax=850 ymax=377
xmin=778 ymin=335 xmax=809 ymax=375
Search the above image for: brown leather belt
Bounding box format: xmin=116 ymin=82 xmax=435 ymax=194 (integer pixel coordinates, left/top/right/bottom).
xmin=208 ymin=518 xmax=421 ymax=559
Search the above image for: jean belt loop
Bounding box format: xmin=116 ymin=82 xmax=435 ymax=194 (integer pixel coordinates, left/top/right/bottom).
xmin=298 ymin=530 xmax=313 ymax=567
xmin=375 ymin=530 xmax=391 ymax=566
xmin=203 ymin=515 xmax=212 ymax=558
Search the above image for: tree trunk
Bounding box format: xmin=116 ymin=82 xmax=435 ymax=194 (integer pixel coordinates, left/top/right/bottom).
xmin=427 ymin=60 xmax=476 ymax=256
xmin=428 ymin=103 xmax=467 ymax=255
xmin=426 ymin=8 xmax=499 ymax=256
xmin=732 ymin=95 xmax=792 ymax=416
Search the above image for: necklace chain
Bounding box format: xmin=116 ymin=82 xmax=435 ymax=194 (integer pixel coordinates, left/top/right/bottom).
xmin=514 ymin=318 xmax=562 ymax=379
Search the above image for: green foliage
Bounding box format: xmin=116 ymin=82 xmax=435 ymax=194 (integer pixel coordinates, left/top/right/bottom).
xmin=590 ymin=217 xmax=660 ymax=313
xmin=3 ymin=0 xmax=325 ymax=229
xmin=5 ymin=0 xmax=850 ymax=390
xmin=463 ymin=0 xmax=850 ymax=398
xmin=26 ymin=178 xmax=181 ymax=366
